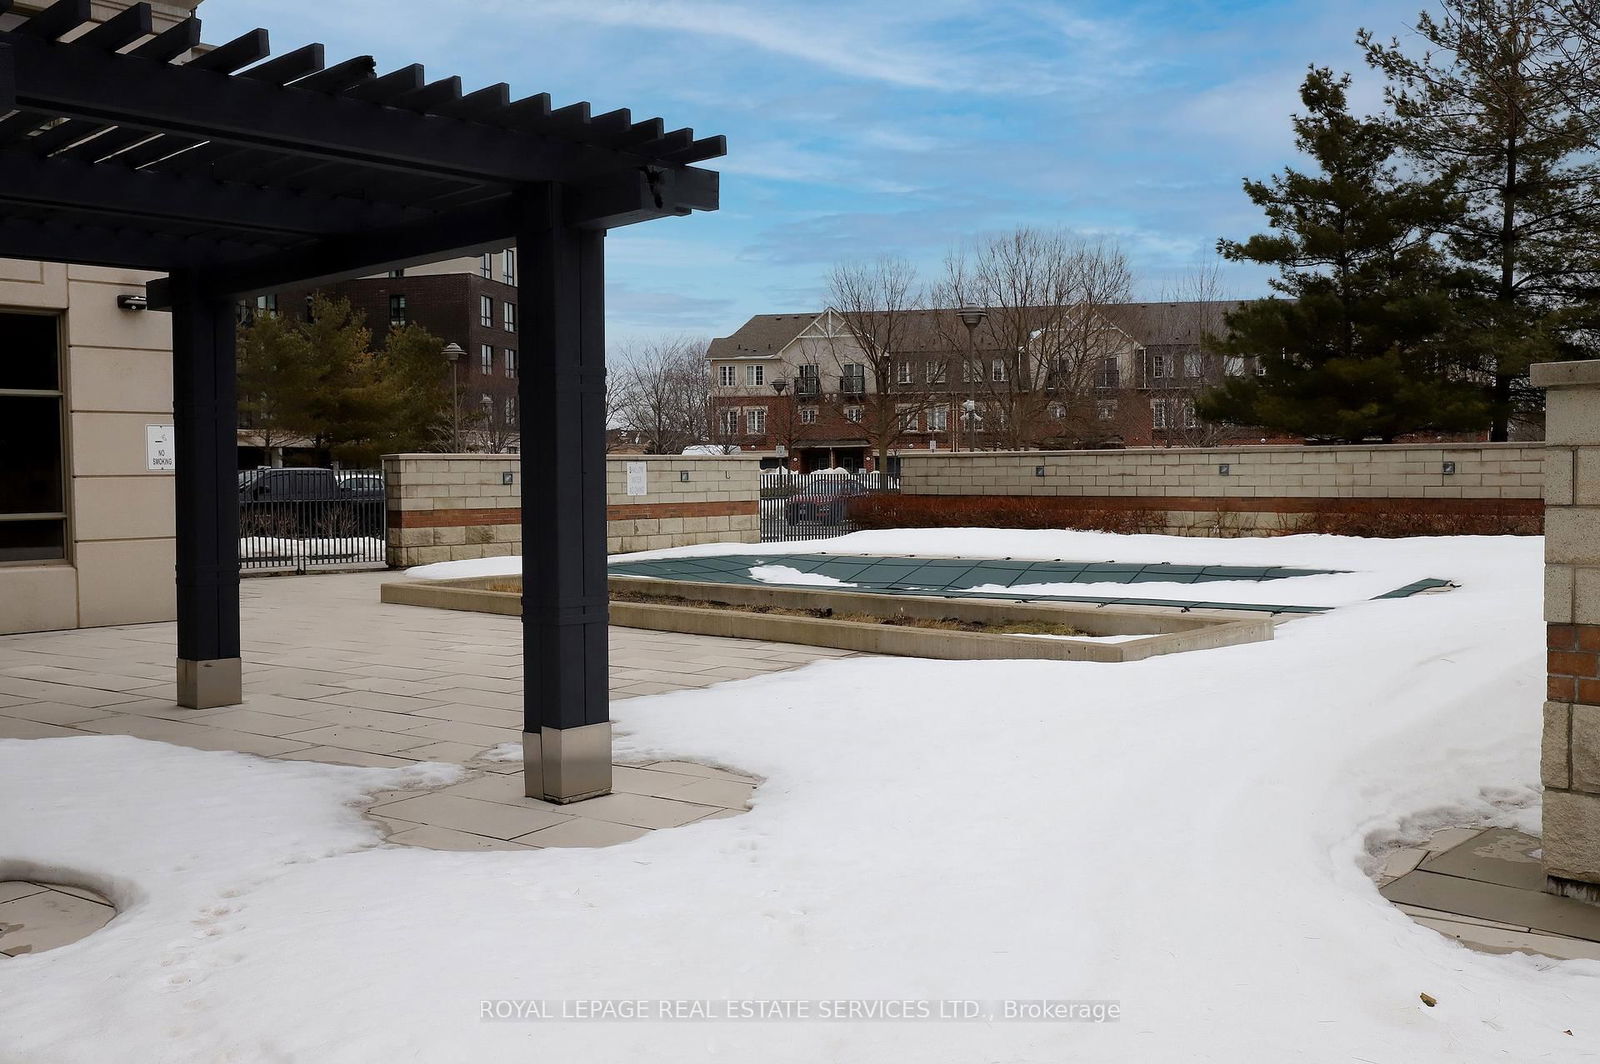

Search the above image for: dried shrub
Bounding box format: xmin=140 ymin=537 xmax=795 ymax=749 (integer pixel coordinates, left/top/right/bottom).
xmin=1291 ymin=508 xmax=1542 ymax=538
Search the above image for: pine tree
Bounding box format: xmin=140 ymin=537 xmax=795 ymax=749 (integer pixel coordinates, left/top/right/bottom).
xmin=236 ymin=294 xmax=450 ymax=465
xmin=1200 ymin=68 xmax=1488 ymax=442
xmin=1362 ymin=0 xmax=1600 ymax=439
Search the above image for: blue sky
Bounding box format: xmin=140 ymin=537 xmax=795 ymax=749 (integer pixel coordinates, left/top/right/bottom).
xmin=202 ymin=0 xmax=1414 ymax=346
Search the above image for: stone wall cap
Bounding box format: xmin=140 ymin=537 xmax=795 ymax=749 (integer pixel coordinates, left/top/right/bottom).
xmin=1532 ymin=360 xmax=1600 ymax=389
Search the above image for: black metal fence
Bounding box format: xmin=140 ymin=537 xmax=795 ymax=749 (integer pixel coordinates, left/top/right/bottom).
xmin=759 ymin=470 xmax=899 ymax=542
xmin=238 ymin=467 xmax=387 ymax=572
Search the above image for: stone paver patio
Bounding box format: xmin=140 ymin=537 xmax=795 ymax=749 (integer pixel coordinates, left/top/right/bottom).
xmin=0 ymin=571 xmax=854 ymax=859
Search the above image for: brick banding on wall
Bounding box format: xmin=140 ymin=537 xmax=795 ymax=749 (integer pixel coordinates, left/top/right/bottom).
xmin=381 ymin=454 xmax=764 ymax=566
xmin=392 ymin=499 xmax=758 ymax=528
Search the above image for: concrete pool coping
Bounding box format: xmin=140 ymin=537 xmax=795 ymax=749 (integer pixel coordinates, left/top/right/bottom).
xmin=380 ymin=575 xmax=1280 ymax=663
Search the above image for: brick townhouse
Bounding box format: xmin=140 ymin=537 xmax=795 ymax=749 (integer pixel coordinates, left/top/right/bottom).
xmin=706 ymin=301 xmax=1267 ymax=472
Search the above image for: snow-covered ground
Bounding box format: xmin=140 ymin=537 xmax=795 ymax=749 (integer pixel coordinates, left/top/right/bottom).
xmin=239 ymin=535 xmax=385 ymax=561
xmin=2 ymin=531 xmax=1588 ymax=1062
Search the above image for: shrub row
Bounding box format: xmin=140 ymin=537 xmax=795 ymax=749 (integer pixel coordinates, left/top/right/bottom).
xmin=845 ymin=493 xmax=1542 ymax=538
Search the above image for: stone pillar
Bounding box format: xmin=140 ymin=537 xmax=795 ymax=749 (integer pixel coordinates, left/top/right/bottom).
xmin=1535 ymin=360 xmax=1600 ymax=901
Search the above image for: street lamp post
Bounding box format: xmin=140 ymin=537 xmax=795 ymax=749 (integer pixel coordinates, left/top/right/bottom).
xmin=441 ymin=342 xmax=465 ymax=451
xmin=771 ymin=378 xmax=791 ymax=470
xmin=957 ymin=303 xmax=987 ymax=451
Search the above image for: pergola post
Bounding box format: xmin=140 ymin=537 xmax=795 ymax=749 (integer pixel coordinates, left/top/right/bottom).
xmin=518 ymin=185 xmax=613 ymax=803
xmin=169 ymin=271 xmax=243 ymax=709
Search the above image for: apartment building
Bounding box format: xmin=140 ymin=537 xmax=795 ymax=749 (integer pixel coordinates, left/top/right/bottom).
xmin=706 ymin=301 xmax=1256 ymax=471
xmin=246 ymin=249 xmax=522 ymax=462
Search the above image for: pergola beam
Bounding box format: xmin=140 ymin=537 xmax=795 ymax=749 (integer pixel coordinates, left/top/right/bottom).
xmin=140 ymin=166 xmax=718 ymax=305
xmin=0 ymin=36 xmax=645 ymax=183
xmin=0 ymin=150 xmax=427 ymax=237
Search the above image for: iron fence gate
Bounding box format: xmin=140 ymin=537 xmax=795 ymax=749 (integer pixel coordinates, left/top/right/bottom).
xmin=238 ymin=467 xmax=387 ymax=572
xmin=759 ymin=470 xmax=899 ymax=542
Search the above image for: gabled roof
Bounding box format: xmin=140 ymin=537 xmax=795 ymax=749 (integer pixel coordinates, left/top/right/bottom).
xmin=709 ymin=301 xmax=1241 ymax=358
xmin=706 ymin=313 xmax=823 ymax=359
xmin=1096 ymin=301 xmax=1244 ymax=348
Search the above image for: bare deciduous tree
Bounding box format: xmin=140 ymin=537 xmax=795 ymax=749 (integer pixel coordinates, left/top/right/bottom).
xmin=824 ymin=257 xmax=934 ymax=470
xmin=610 ymin=336 xmax=714 ymax=454
xmin=933 ymin=229 xmax=1134 ymax=450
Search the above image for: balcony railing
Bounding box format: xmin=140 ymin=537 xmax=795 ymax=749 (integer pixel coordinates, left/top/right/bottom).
xmin=839 ymin=375 xmax=866 ymax=395
xmin=796 ymin=378 xmax=821 ymax=397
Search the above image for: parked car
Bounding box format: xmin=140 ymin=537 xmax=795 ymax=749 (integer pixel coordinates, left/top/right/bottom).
xmin=784 ymin=477 xmax=868 ymax=525
xmin=238 ymin=468 xmax=383 ymax=536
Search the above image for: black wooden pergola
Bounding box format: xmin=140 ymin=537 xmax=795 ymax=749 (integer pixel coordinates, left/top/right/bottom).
xmin=0 ymin=0 xmax=723 ymax=801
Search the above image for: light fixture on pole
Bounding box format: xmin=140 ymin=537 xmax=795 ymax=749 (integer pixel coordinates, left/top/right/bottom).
xmin=957 ymin=303 xmax=986 ymax=450
xmin=770 ymin=378 xmax=790 ymax=468
xmin=441 ymin=342 xmax=465 ymax=452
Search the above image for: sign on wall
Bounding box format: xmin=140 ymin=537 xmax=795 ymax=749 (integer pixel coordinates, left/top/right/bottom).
xmin=145 ymin=425 xmax=175 ymax=472
xmin=625 ymin=461 xmax=647 ymax=496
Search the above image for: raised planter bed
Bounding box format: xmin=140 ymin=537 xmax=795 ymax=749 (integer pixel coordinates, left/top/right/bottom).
xmin=380 ymin=574 xmax=1279 ymax=663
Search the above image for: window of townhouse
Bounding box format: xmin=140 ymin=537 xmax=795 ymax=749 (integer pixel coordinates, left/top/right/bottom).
xmin=800 ymin=406 xmax=817 ymax=425
xmin=745 ymin=407 xmax=766 ymax=434
xmin=798 ymin=364 xmax=820 ymax=395
xmin=991 ymin=358 xmax=1007 ymax=383
xmin=844 ymin=405 xmax=863 ymax=423
xmin=927 ymin=360 xmax=946 ymax=385
xmin=718 ymin=364 xmax=736 ymax=387
xmin=746 ymin=364 xmax=764 ymax=387
xmin=927 ymin=405 xmax=948 ymax=432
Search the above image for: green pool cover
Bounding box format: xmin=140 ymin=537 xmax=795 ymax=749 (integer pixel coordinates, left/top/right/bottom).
xmin=608 ymin=554 xmax=1455 ymax=615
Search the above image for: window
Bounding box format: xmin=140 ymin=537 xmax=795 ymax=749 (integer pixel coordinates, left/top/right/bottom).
xmin=388 ymin=269 xmax=405 ymax=278
xmin=962 ymin=359 xmax=982 ymax=383
xmin=897 ymin=404 xmax=918 ymax=432
xmin=503 ymin=302 xmax=516 ymax=333
xmin=719 ymin=408 xmax=740 ymax=436
xmin=303 ymin=295 xmax=315 ymax=322
xmin=1097 ymin=399 xmax=1117 ymax=421
xmin=841 ymin=364 xmax=865 ymax=394
xmin=1223 ymin=356 xmax=1248 ymax=378
xmin=1049 ymin=402 xmax=1066 ymax=420
xmin=502 ymin=249 xmax=516 ymax=285
xmin=388 ymin=294 xmax=407 ymax=327
xmin=1181 ymin=398 xmax=1200 ymax=429
xmin=745 ymin=407 xmax=766 ymax=435
xmin=927 ymin=405 xmax=948 ymax=432
xmin=480 ymin=253 xmax=493 ymax=279
xmin=746 ymin=364 xmax=764 ymax=387
xmin=926 ymin=360 xmax=946 ymax=385
xmin=255 ymin=294 xmax=277 ymax=314
xmin=1151 ymin=352 xmax=1169 ymax=379
xmin=991 ymin=358 xmax=1007 ymax=383
xmin=480 ymin=344 xmax=494 ymax=375
xmin=844 ymin=405 xmax=863 ymax=423
xmin=480 ymin=295 xmax=493 ymax=328
xmin=1151 ymin=398 xmax=1169 ymax=429
xmin=797 ymin=364 xmax=820 ymax=396
xmin=799 ymin=406 xmax=817 ymax=425
xmin=505 ymin=349 xmax=518 ymax=379
xmin=896 ymin=360 xmax=912 ymax=385
xmin=1183 ymin=351 xmax=1203 ymax=378
xmin=0 ymin=313 xmax=66 ymax=563
xmin=505 ymin=395 xmax=518 ymax=426
xmin=718 ymin=365 xmax=736 ymax=387
xmin=1094 ymin=357 xmax=1120 ymax=390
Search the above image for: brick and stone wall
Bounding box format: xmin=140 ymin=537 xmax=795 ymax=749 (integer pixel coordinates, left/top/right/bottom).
xmin=382 ymin=454 xmax=761 ymax=567
xmin=896 ymin=443 xmax=1545 ymax=536
xmin=1535 ymin=360 xmax=1600 ymax=898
